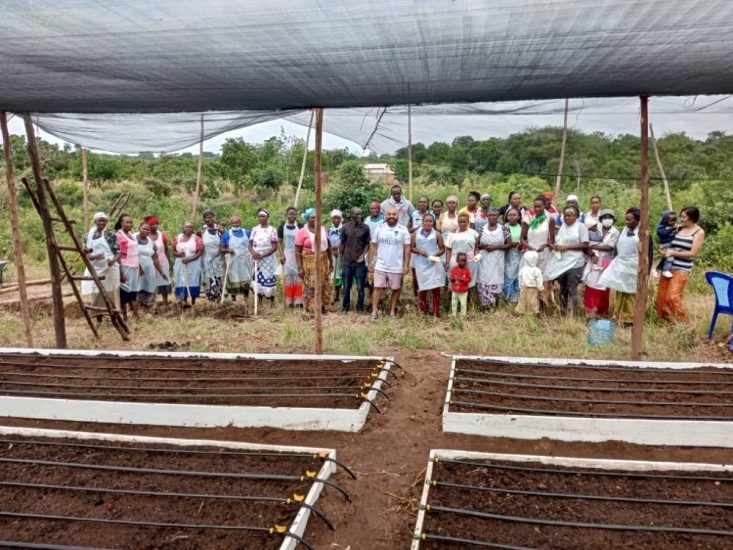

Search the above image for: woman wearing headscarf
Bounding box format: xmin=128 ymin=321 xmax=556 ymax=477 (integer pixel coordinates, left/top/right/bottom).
xmin=582 ymin=209 xmax=619 ymax=317
xmin=503 ymin=207 xmax=523 ymax=303
xmin=295 ymin=208 xmax=333 ymax=313
xmin=278 ymin=207 xmax=304 ymax=307
xmin=476 ymin=209 xmax=511 ymax=307
xmin=135 ymin=221 xmax=167 ymax=310
xmin=82 ymin=212 xmax=121 ymax=323
xmin=172 ymin=221 xmax=204 ymax=307
xmin=328 ymin=209 xmax=344 ymax=304
xmin=437 ymin=196 xmax=460 ymax=239
xmin=200 ymin=209 xmax=226 ymax=301
xmin=544 ymin=205 xmax=590 ymax=315
xmin=115 ymin=213 xmax=141 ymax=321
xmin=411 ymin=212 xmax=446 ymax=317
xmin=221 ymin=215 xmax=253 ymax=300
xmin=145 ymin=215 xmax=171 ymax=306
xmin=249 ymin=208 xmax=279 ymax=304
xmin=473 ymin=193 xmax=492 ymax=234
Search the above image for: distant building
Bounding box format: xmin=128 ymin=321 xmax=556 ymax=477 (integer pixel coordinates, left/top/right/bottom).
xmin=363 ymin=163 xmax=395 ymax=185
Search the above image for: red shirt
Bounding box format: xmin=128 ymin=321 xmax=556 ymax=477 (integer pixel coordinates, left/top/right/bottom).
xmin=450 ymin=266 xmax=471 ymax=293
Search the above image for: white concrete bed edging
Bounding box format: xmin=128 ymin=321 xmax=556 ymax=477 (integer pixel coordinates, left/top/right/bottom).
xmin=0 ymin=425 xmax=337 ymax=550
xmin=411 ymin=448 xmax=733 ymax=549
xmin=442 ymin=355 xmax=733 ymax=448
xmin=0 ymin=347 xmax=393 ymax=432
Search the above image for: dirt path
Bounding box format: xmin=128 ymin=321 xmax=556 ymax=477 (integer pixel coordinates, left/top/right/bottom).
xmin=2 ymin=350 xmax=732 ymax=549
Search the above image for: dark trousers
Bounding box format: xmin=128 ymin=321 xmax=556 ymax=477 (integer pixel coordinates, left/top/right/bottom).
xmin=557 ymin=265 xmax=585 ymax=314
xmin=342 ymin=264 xmax=368 ymax=312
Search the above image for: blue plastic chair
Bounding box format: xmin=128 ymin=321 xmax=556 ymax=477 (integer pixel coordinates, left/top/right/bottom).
xmin=705 ymin=271 xmax=733 ymax=349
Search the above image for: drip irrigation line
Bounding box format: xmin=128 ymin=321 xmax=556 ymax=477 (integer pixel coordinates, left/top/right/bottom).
xmin=453 ymin=376 xmax=733 ymax=396
xmin=435 ymin=458 xmax=733 ymax=482
xmin=452 ymin=387 xmax=733 ymax=408
xmin=449 ymin=399 xmax=733 ymax=420
xmin=425 ymin=504 xmax=733 ymax=537
xmin=0 ymin=542 xmax=112 ymax=550
xmin=417 ymin=533 xmax=535 ymax=549
xmin=0 ymin=512 xmax=314 ymax=550
xmin=0 ymin=371 xmax=369 ymax=383
xmin=430 ymin=480 xmax=733 ymax=509
xmin=0 ymin=439 xmax=357 ymax=480
xmin=456 ymin=368 xmax=733 ymax=386
xmin=0 ymin=380 xmax=390 ymax=399
xmin=0 ymin=480 xmax=334 ymax=530
xmin=457 ymin=362 xmax=733 ymax=376
xmin=0 ymin=457 xmax=352 ymax=501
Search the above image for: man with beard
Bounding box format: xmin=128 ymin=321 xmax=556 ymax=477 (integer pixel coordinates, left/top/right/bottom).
xmin=368 ymin=207 xmax=411 ymax=319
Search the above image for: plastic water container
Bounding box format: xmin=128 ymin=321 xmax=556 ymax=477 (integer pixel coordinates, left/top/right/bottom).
xmin=587 ymin=319 xmax=615 ymax=347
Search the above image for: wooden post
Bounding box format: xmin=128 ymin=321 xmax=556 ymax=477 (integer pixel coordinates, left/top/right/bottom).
xmin=294 ymin=110 xmax=315 ymax=209
xmin=313 ymin=108 xmax=324 ymax=354
xmin=650 ymin=123 xmax=674 ymax=212
xmin=82 ymin=147 xmax=89 ymax=233
xmin=191 ymin=114 xmax=204 ymax=222
xmin=407 ymin=103 xmax=413 ymax=202
xmin=1 ymin=112 xmax=34 ymax=346
xmin=631 ymin=96 xmax=651 ymax=361
xmin=24 ymin=116 xmax=67 ymax=348
xmin=553 ymin=98 xmax=569 ymax=199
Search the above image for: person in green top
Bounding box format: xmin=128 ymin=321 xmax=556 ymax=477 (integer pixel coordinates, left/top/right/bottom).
xmin=503 ymin=207 xmax=523 ymax=302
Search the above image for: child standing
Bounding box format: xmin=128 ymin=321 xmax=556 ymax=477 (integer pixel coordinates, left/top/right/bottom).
xmin=449 ymin=252 xmax=471 ymax=316
xmin=516 ymin=250 xmax=544 ymax=314
xmin=656 ymin=210 xmax=677 ymax=278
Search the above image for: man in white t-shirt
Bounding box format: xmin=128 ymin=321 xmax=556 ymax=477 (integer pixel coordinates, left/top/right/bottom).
xmin=368 ymin=207 xmax=411 ymax=319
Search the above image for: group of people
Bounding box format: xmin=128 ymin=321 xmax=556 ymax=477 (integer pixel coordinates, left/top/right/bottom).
xmin=81 ymin=183 xmax=705 ymax=327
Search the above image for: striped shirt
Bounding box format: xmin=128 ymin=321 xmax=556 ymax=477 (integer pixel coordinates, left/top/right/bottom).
xmin=669 ymin=230 xmax=700 ymax=272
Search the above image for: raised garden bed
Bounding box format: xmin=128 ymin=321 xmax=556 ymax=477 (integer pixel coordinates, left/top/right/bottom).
xmin=443 ymin=355 xmax=733 ymax=447
xmin=0 ymin=425 xmax=352 ymax=550
xmin=0 ymin=348 xmax=397 ymax=432
xmin=412 ymin=449 xmax=733 ymax=549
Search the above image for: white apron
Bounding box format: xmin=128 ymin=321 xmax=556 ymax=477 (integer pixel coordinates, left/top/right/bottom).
xmin=82 ymin=229 xmax=118 ymax=295
xmin=151 ymin=231 xmax=170 ymax=288
xmin=523 ymin=216 xmax=551 ymax=278
xmin=227 ymin=229 xmax=253 ymax=284
xmin=173 ymin=235 xmax=202 ymax=290
xmin=282 ymin=224 xmax=300 ymax=278
xmin=598 ymin=229 xmax=639 ymax=294
xmin=544 ymin=221 xmax=584 ymax=281
xmin=136 ymin=235 xmax=157 ymax=293
xmin=117 ymin=231 xmax=140 ymax=293
xmin=202 ymin=229 xmax=224 ymax=281
xmin=413 ymin=228 xmax=446 ymax=291
xmin=477 ymin=225 xmax=506 ymax=287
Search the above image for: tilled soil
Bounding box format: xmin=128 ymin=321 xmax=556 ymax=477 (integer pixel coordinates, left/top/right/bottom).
xmin=451 ymin=359 xmax=733 ymax=418
xmin=420 ymin=458 xmax=733 ymax=549
xmin=0 ymin=354 xmax=391 ymax=409
xmin=0 ymin=435 xmax=335 ymax=549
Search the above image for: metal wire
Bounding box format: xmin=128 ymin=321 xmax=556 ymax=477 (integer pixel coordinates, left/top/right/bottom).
xmin=0 ymin=480 xmax=335 ymax=530
xmin=430 ymin=480 xmax=733 ymax=508
xmin=419 ymin=533 xmax=536 ymax=549
xmin=0 ymin=542 xmax=112 ymax=550
xmin=426 ymin=504 xmax=733 ymax=537
xmin=0 ymin=457 xmax=352 ymax=501
xmin=449 ymin=400 xmax=733 ymax=420
xmin=435 ymin=458 xmax=733 ymax=482
xmin=456 ymin=368 xmax=733 ymax=386
xmin=0 ymin=388 xmax=365 ymax=400
xmin=0 ymin=438 xmax=357 ymax=480
xmin=0 ymin=371 xmax=367 ymax=383
xmin=457 ymin=362 xmax=733 ymax=376
xmin=452 ymin=387 xmax=733 ymax=408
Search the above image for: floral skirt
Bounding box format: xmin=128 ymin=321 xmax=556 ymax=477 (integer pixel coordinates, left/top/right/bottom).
xmin=477 ymin=282 xmax=502 ymax=306
xmin=302 ymin=251 xmax=332 ymax=313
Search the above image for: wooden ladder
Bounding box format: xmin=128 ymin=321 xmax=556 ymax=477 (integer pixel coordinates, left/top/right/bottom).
xmin=21 ymin=176 xmax=130 ymax=341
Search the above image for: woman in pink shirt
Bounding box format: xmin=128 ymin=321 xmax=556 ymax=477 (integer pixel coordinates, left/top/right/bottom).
xmin=295 ymin=208 xmax=334 ymax=313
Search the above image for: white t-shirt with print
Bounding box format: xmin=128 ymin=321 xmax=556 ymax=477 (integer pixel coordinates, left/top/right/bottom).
xmin=372 ymin=223 xmax=411 ymax=273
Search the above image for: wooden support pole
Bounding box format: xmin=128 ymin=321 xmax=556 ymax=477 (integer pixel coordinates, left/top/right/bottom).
xmin=191 ymin=114 xmax=205 ymax=222
xmin=1 ymin=112 xmax=34 ymax=347
xmin=82 ymin=147 xmax=89 ymax=233
xmin=407 ymin=103 xmax=413 ymax=202
xmin=650 ymin=123 xmax=674 ymax=212
xmin=313 ymin=108 xmax=324 ymax=354
xmin=294 ymin=110 xmax=315 ymax=209
xmin=631 ymin=96 xmax=651 ymax=361
xmin=553 ymin=98 xmax=569 ymax=199
xmin=24 ymin=116 xmax=67 ymax=348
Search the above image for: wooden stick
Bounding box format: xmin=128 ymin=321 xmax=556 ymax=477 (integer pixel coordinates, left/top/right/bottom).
xmin=24 ymin=117 xmax=66 ymax=348
xmin=407 ymin=103 xmax=413 ymax=203
xmin=220 ymin=255 xmax=231 ymax=304
xmin=191 ymin=114 xmax=204 ymax=222
xmin=553 ymin=98 xmax=569 ymax=199
xmin=182 ymin=262 xmax=192 ymax=306
xmin=313 ymin=108 xmax=324 ymax=354
xmin=0 ymin=277 xmax=54 ymax=294
xmin=253 ymin=260 xmax=259 ymax=315
xmin=1 ymin=112 xmax=33 ymax=346
xmin=631 ymin=96 xmax=651 ymax=360
xmin=294 ymin=110 xmax=315 ymax=209
xmin=82 ymin=147 xmax=89 ymax=233
xmin=650 ymin=123 xmax=673 ymax=212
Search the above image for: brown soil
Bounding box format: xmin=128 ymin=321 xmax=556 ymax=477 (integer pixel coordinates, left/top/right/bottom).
xmin=0 ymin=355 xmax=391 ymax=409
xmin=421 ymin=458 xmax=733 ymax=549
xmin=1 ymin=351 xmax=733 ymax=550
xmin=0 ymin=435 xmax=328 ymax=549
xmin=452 ymin=359 xmax=733 ymax=418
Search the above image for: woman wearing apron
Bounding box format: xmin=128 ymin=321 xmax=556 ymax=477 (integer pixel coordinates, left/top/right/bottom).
xmin=476 ymin=209 xmax=511 ymax=307
xmin=201 ymin=209 xmax=225 ymax=301
xmin=82 ymin=212 xmax=121 ymax=324
xmin=503 ymin=207 xmax=523 ymax=303
xmin=249 ymin=208 xmax=279 ymax=303
xmin=220 ymin=215 xmax=253 ymax=300
xmin=172 ymin=221 xmax=204 ymax=307
xmin=278 ymin=207 xmax=304 ymax=307
xmin=146 ymin=215 xmax=171 ymax=306
xmin=445 ymin=212 xmax=478 ymax=292
xmin=115 ymin=214 xmax=141 ymax=321
xmin=411 ymin=213 xmax=446 ymax=317
xmin=136 ymin=222 xmax=167 ymax=310
xmin=521 ymin=195 xmax=556 ymax=307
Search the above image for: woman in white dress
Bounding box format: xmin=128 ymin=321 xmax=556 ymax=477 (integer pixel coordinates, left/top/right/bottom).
xmin=220 ymin=215 xmax=254 ymax=300
xmin=82 ymin=212 xmax=121 ymax=323
xmin=445 ymin=212 xmax=478 ymax=289
xmin=521 ymin=195 xmax=556 ymax=308
xmin=411 ymin=213 xmax=446 ymax=317
xmin=135 ymin=222 xmax=167 ymax=310
xmin=476 ymin=209 xmax=512 ymax=307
